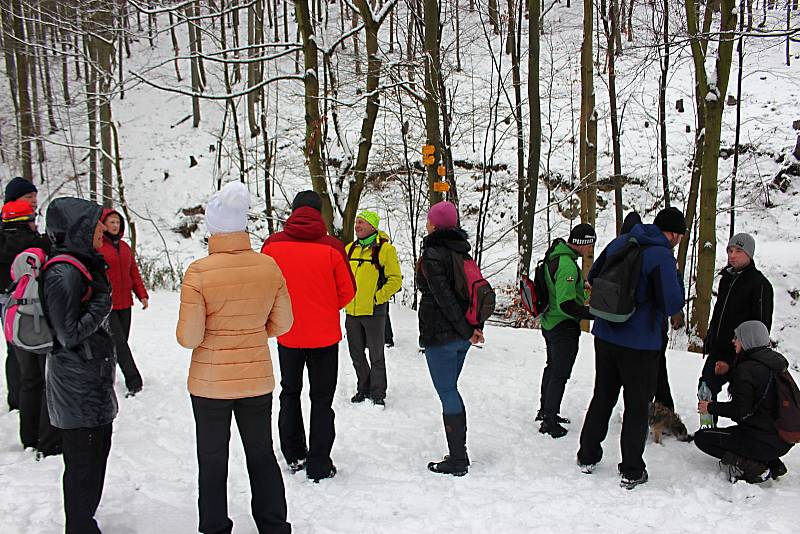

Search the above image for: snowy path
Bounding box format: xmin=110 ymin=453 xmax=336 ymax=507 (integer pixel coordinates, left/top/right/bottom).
xmin=1 ymin=291 xmax=798 ymax=533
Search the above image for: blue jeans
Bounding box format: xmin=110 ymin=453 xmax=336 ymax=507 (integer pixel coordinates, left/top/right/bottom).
xmin=425 ymin=338 xmax=471 ymax=415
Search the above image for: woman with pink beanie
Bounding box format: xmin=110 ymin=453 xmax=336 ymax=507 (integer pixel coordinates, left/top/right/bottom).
xmin=416 ymin=201 xmax=484 ymax=477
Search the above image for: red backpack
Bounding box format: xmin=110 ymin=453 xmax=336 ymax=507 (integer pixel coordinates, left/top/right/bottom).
xmin=451 ymin=252 xmax=495 ymax=327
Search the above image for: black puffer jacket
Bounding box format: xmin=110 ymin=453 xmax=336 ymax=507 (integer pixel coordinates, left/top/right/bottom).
xmin=705 ymin=263 xmax=773 ymax=365
xmin=708 ymin=347 xmax=788 ymax=449
xmin=0 ymin=221 xmax=50 ymax=291
xmin=42 ymin=198 xmax=117 ymax=430
xmin=416 ymin=228 xmax=475 ymax=348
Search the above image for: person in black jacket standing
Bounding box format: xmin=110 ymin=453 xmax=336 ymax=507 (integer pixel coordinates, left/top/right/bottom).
xmin=701 ymin=233 xmax=773 ymax=400
xmin=1 ymin=177 xmax=42 ymax=412
xmin=417 ymin=201 xmax=484 ymax=477
xmin=695 ymin=320 xmax=793 ymax=483
xmin=0 ymin=199 xmax=61 ymax=457
xmin=42 ymin=197 xmax=117 ymax=534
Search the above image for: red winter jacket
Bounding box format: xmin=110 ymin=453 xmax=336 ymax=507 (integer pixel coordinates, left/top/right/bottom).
xmin=99 ymin=209 xmax=149 ymax=310
xmin=261 ymin=207 xmax=355 ymax=348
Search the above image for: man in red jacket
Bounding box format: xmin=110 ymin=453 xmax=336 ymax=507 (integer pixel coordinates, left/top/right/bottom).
xmin=261 ymin=191 xmax=355 ymax=482
xmin=98 ymin=209 xmax=149 ymax=396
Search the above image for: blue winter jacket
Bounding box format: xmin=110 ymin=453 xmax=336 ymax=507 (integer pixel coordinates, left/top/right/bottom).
xmin=589 ymin=224 xmax=684 ymax=351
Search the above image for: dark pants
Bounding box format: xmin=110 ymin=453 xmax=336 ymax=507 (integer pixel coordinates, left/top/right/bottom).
xmin=17 ymin=348 xmax=61 ymax=453
xmin=345 ymin=314 xmax=387 ymax=400
xmin=654 ymin=333 xmax=675 ymax=411
xmin=578 ymin=338 xmax=659 ymax=478
xmin=6 ymin=341 xmax=20 ymax=410
xmin=277 ymin=343 xmax=338 ymax=480
xmin=62 ymin=423 xmax=112 ymax=534
xmin=384 ymin=310 xmax=394 ymax=345
xmin=694 ymin=426 xmax=792 ymax=464
xmin=191 ymin=394 xmax=290 ymax=534
xmin=539 ymin=321 xmax=580 ymax=418
xmin=700 ymin=352 xmax=730 ymax=398
xmin=424 ymin=338 xmax=471 ymax=415
xmin=108 ymin=308 xmax=142 ymax=392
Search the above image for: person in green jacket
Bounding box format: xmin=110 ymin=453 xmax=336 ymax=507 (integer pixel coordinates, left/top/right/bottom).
xmin=537 ymin=223 xmax=595 ymax=438
xmin=345 ymin=210 xmax=403 ymax=406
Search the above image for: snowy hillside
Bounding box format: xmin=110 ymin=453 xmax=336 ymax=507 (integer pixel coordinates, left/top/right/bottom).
xmin=1 ymin=294 xmax=798 ymax=533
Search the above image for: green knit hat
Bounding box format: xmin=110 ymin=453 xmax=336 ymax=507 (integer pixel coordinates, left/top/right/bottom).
xmin=357 ymin=210 xmax=380 ymax=231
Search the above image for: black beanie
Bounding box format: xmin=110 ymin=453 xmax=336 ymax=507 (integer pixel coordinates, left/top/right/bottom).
xmin=4 ymin=177 xmax=37 ymax=203
xmin=654 ymin=207 xmax=687 ymax=234
xmin=620 ymin=211 xmax=642 ymax=235
xmin=568 ymin=223 xmax=597 ymax=245
xmin=291 ymin=190 xmax=322 ymax=212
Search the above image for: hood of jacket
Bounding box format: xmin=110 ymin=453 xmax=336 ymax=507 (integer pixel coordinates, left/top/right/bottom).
xmin=629 ymin=223 xmax=672 ymax=249
xmin=283 ymin=206 xmax=328 ymax=241
xmin=620 ymin=212 xmax=642 ymax=235
xmin=101 ymin=208 xmax=125 ymax=240
xmin=549 ymin=239 xmax=579 ymax=262
xmin=46 ymin=197 xmax=104 ymax=266
xmin=742 ymin=347 xmax=789 ymax=373
xmin=422 ymin=227 xmax=470 ymax=255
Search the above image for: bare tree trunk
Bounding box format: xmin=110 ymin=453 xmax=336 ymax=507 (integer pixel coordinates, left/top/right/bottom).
xmin=580 ymin=0 xmax=597 ymax=273
xmin=186 ymin=4 xmax=202 ymax=127
xmin=24 ymin=12 xmax=45 ymax=169
xmin=658 ymin=0 xmax=670 ymax=207
xmin=352 ymin=5 xmax=361 ymax=76
xmin=83 ymin=31 xmax=98 ymax=201
xmin=248 ymin=0 xmax=265 ymax=137
xmin=34 ymin=9 xmax=58 ymax=134
xmin=169 ymin=11 xmax=182 ymax=81
xmin=488 ymin=0 xmax=500 ymax=34
xmin=111 ymin=122 xmax=137 ymax=253
xmin=95 ymin=2 xmax=115 ymax=207
xmin=422 ymin=0 xmax=445 ymax=205
xmin=520 ymin=0 xmax=541 ymax=277
xmin=192 ymin=1 xmax=208 ymax=86
xmin=602 ymin=0 xmax=624 ymax=232
xmin=731 ymin=0 xmax=746 ymax=237
xmin=10 ymin=0 xmax=33 ymax=181
xmin=296 ymin=0 xmax=335 ymax=230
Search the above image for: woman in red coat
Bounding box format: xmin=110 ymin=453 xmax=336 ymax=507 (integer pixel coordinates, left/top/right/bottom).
xmin=99 ymin=209 xmax=149 ymax=396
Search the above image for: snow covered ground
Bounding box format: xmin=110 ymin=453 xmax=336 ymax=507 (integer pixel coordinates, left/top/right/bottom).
xmin=1 ymin=292 xmax=798 ymax=533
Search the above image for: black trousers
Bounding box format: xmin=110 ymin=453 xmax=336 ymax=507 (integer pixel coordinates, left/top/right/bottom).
xmin=191 ymin=394 xmax=290 ymax=534
xmin=17 ymin=348 xmax=61 ymax=453
xmin=539 ymin=321 xmax=580 ymax=418
xmin=62 ymin=423 xmax=112 ymax=534
xmin=5 ymin=341 xmax=20 ymax=410
xmin=384 ymin=310 xmax=394 ymax=345
xmin=694 ymin=426 xmax=792 ymax=464
xmin=108 ymin=308 xmax=142 ymax=392
xmin=345 ymin=314 xmax=387 ymax=400
xmin=700 ymin=352 xmax=730 ymax=398
xmin=277 ymin=343 xmax=338 ymax=480
xmin=578 ymin=338 xmax=659 ymax=478
xmin=654 ymin=332 xmax=675 ymax=411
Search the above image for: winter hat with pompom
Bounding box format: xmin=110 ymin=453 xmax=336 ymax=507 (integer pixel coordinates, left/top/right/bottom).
xmin=206 ymin=181 xmax=249 ymax=235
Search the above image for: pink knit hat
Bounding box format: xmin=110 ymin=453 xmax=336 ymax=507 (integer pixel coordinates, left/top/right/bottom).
xmin=427 ymin=201 xmax=458 ymax=229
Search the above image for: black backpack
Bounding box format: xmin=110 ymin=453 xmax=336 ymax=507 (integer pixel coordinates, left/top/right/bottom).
xmin=753 ymin=362 xmax=800 ymax=445
xmin=519 ymin=240 xmax=561 ymax=317
xmin=589 ymin=237 xmax=643 ymax=323
xmin=347 ymin=237 xmax=388 ymax=288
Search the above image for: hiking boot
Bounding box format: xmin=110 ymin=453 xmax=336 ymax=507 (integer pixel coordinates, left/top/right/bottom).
xmin=578 ymin=462 xmax=596 ymax=474
xmin=428 ymin=455 xmax=468 ymax=477
xmin=372 ymin=398 xmax=385 ymax=407
xmin=288 ymin=459 xmax=305 ymax=473
xmin=721 ymin=452 xmax=769 ymax=484
xmin=535 ymin=410 xmax=570 ymax=424
xmin=539 ymin=418 xmax=568 ymax=439
xmin=620 ymin=470 xmax=649 ymax=489
xmin=308 ymin=465 xmax=337 ymax=483
xmin=125 ymin=386 xmax=142 ymax=398
xmin=351 ymin=392 xmax=368 ymax=403
xmin=768 ymin=458 xmax=788 ymax=480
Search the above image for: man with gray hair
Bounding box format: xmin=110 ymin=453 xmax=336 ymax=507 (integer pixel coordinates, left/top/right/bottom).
xmin=701 ymin=233 xmax=773 ymax=401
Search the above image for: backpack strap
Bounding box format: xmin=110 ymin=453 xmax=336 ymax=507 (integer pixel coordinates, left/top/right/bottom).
xmin=42 ymin=254 xmax=94 ymax=302
xmin=348 ymin=238 xmax=388 ymax=288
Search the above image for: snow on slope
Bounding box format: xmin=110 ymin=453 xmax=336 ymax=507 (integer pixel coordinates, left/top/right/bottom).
xmin=1 ymin=293 xmax=798 ymax=533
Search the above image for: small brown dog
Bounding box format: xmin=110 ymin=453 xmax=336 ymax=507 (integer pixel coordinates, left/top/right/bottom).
xmin=648 ymin=401 xmax=691 ymax=443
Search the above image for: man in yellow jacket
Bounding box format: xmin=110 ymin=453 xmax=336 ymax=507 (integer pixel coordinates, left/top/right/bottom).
xmin=345 ymin=210 xmax=402 ymax=406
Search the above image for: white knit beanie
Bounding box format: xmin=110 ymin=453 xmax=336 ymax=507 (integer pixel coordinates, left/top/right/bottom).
xmin=206 ymin=181 xmax=249 ymax=235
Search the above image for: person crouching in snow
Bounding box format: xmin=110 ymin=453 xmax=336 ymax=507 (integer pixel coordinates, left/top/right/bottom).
xmin=417 ymin=200 xmax=484 ymax=477
xmin=177 ymin=181 xmax=293 ymax=534
xmin=345 ymin=210 xmax=402 ymax=407
xmin=695 ymin=320 xmax=793 ymax=483
xmin=98 ymin=209 xmax=149 ymax=397
xmin=42 ymin=197 xmax=117 ymax=533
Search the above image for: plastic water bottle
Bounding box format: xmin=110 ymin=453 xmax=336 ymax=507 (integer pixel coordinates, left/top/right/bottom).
xmin=698 ymin=381 xmax=714 ymax=428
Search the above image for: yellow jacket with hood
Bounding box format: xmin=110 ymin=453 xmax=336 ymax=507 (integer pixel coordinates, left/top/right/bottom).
xmin=345 ymin=230 xmax=402 ymax=316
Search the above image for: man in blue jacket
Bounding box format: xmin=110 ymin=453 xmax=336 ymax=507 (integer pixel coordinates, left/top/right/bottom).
xmin=577 ymin=207 xmax=686 ymax=489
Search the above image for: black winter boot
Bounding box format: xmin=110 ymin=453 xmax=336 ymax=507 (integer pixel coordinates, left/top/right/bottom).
xmin=428 ymin=412 xmax=468 ymax=477
xmin=768 ymin=458 xmax=788 ymax=480
xmin=539 ymin=416 xmax=568 ymax=438
xmin=721 ymin=452 xmax=769 ymax=484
